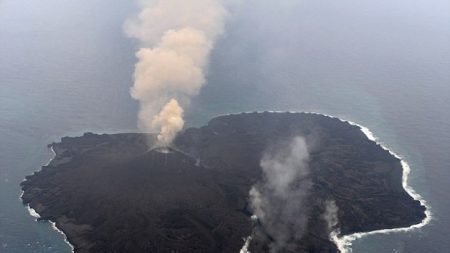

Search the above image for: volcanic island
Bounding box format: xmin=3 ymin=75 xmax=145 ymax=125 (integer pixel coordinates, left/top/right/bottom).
xmin=21 ymin=112 xmax=426 ymax=253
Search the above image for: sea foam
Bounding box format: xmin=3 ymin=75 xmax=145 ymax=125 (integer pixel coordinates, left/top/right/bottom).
xmin=21 ymin=145 xmax=75 ymax=253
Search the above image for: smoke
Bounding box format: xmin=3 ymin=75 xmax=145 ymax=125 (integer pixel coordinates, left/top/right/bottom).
xmin=151 ymin=99 xmax=184 ymax=146
xmin=323 ymin=200 xmax=339 ymax=233
xmin=249 ymin=136 xmax=311 ymax=253
xmin=239 ymin=236 xmax=252 ymax=253
xmin=125 ymin=0 xmax=229 ymax=146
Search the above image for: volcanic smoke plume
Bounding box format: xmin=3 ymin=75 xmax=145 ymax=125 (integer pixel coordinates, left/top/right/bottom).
xmin=125 ymin=0 xmax=229 ymax=146
xmin=249 ymin=137 xmax=311 ymax=253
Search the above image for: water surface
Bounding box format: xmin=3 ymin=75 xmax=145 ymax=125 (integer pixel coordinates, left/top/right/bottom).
xmin=1 ymin=0 xmax=449 ymax=252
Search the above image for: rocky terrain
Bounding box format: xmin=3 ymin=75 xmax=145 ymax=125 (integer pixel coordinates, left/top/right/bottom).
xmin=21 ymin=112 xmax=426 ymax=253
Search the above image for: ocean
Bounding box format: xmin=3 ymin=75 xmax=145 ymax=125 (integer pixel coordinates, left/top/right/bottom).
xmin=0 ymin=0 xmax=449 ymax=252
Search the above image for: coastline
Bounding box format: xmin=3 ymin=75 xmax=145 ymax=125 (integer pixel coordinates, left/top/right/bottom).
xmin=20 ymin=146 xmax=75 ymax=253
xmin=211 ymin=111 xmax=431 ymax=253
xmin=329 ymin=115 xmax=432 ymax=253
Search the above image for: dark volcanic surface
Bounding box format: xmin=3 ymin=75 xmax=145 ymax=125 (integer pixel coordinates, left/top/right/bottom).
xmin=21 ymin=112 xmax=426 ymax=253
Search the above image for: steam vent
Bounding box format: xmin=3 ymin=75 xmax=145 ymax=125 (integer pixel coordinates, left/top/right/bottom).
xmin=21 ymin=112 xmax=426 ymax=253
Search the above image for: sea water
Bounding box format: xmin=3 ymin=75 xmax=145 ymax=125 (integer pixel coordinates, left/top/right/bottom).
xmin=1 ymin=0 xmax=449 ymax=252
xmin=0 ymin=1 xmax=137 ymax=251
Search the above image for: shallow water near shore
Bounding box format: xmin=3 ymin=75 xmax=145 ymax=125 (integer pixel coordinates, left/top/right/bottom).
xmin=1 ymin=0 xmax=449 ymax=252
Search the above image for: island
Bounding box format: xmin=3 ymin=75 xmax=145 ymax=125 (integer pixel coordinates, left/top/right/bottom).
xmin=20 ymin=112 xmax=426 ymax=253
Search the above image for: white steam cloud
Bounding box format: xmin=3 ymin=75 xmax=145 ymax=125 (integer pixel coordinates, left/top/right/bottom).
xmin=249 ymin=137 xmax=311 ymax=253
xmin=323 ymin=199 xmax=343 ymax=251
xmin=125 ymin=0 xmax=229 ymax=146
xmin=323 ymin=200 xmax=339 ymax=234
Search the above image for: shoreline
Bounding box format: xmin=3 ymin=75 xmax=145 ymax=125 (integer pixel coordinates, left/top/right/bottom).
xmin=20 ymin=146 xmax=75 ymax=253
xmin=328 ymin=114 xmax=432 ymax=253
xmin=212 ymin=111 xmax=431 ymax=253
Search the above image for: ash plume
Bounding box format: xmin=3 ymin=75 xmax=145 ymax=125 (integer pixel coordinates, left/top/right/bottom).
xmin=249 ymin=137 xmax=311 ymax=253
xmin=152 ymin=99 xmax=184 ymax=146
xmin=125 ymin=0 xmax=229 ymax=146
